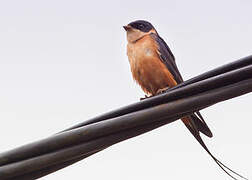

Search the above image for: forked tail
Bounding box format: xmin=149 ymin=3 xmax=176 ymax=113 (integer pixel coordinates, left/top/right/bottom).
xmin=182 ymin=116 xmax=247 ymax=180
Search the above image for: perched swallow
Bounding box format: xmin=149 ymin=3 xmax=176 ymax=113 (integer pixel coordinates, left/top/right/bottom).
xmin=124 ymin=20 xmax=246 ymax=180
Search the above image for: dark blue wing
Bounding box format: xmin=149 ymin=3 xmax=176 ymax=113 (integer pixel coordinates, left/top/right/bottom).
xmin=150 ymin=33 xmax=213 ymax=138
xmin=150 ymin=33 xmax=183 ymax=83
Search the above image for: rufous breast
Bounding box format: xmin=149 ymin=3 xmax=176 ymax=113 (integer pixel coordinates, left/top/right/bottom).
xmin=127 ymin=35 xmax=177 ymax=95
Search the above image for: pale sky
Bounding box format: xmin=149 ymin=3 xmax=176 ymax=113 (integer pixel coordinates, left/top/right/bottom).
xmin=0 ymin=0 xmax=251 ymax=179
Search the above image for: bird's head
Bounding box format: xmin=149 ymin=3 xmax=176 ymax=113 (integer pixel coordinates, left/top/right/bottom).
xmin=123 ymin=20 xmax=157 ymax=43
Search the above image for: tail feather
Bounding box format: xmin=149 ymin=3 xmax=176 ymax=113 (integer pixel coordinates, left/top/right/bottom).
xmin=191 ymin=112 xmax=213 ymax=137
xmin=182 ymin=116 xmax=247 ymax=180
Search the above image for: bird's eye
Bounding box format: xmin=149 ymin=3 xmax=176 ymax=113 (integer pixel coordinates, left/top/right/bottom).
xmin=138 ymin=24 xmax=144 ymax=29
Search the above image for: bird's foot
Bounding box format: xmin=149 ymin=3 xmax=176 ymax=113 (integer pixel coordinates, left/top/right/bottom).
xmin=140 ymin=95 xmax=152 ymax=101
xmin=156 ymin=87 xmax=169 ymax=95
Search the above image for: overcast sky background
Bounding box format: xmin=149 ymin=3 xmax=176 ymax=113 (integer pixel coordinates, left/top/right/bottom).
xmin=0 ymin=0 xmax=251 ymax=179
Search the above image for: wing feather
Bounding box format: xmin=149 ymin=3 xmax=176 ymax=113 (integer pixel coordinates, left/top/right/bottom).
xmin=150 ymin=33 xmax=213 ymax=137
xmin=150 ymin=33 xmax=183 ymax=83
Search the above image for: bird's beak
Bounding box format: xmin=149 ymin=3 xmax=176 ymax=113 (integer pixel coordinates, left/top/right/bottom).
xmin=123 ymin=25 xmax=132 ymax=31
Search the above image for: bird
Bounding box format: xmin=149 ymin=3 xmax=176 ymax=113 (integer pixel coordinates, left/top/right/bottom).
xmin=123 ymin=20 xmax=247 ymax=180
